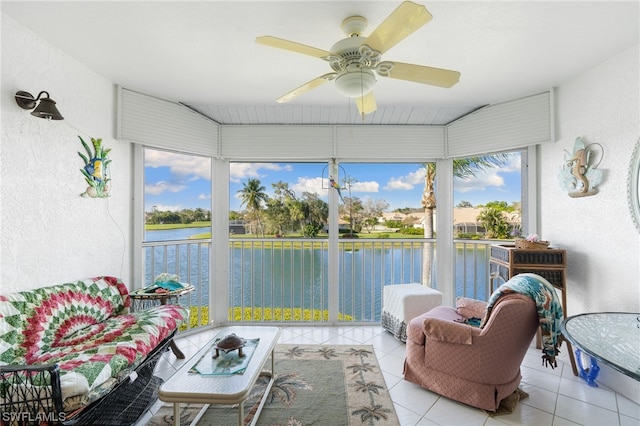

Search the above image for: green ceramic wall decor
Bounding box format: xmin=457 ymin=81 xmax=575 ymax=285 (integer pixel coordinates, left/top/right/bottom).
xmin=78 ymin=136 xmax=111 ymax=198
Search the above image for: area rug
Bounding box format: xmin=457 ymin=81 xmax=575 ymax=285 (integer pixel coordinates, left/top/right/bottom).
xmin=148 ymin=344 xmax=400 ymax=425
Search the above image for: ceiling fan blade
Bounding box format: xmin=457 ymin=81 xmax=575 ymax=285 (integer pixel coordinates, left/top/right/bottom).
xmin=382 ymin=61 xmax=460 ymax=88
xmin=276 ymin=73 xmax=336 ymax=103
xmin=256 ymin=36 xmax=331 ymax=59
xmin=356 ymin=92 xmax=377 ymax=115
xmin=363 ymin=1 xmax=432 ymax=54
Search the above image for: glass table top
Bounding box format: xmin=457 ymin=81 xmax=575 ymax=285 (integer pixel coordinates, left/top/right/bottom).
xmin=562 ymin=312 xmax=640 ymax=381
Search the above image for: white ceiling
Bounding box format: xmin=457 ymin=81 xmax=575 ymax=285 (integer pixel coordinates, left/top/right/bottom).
xmin=2 ymin=1 xmax=639 ymax=125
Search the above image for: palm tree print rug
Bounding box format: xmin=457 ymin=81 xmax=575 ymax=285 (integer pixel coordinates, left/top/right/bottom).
xmin=149 ymin=344 xmax=400 ymax=425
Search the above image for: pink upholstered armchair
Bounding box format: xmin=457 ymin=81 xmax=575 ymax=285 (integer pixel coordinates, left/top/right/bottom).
xmin=403 ymin=293 xmax=539 ymax=412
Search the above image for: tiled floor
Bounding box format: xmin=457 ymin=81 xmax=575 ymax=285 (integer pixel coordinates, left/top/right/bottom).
xmin=137 ymin=325 xmax=640 ymax=426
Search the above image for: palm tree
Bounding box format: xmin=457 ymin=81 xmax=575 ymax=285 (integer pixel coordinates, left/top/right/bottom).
xmin=421 ymin=154 xmax=512 ymax=285
xmin=238 ymin=178 xmax=268 ymax=237
xmin=477 ymin=207 xmax=510 ymax=238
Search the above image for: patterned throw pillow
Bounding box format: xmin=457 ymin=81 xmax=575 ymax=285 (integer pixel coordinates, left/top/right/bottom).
xmin=455 ymin=297 xmax=487 ymax=319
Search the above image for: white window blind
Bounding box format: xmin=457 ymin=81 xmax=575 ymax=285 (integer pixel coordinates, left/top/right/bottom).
xmin=117 ymin=87 xmax=219 ymax=156
xmin=119 ymin=87 xmax=553 ymax=160
xmin=446 ymin=91 xmax=553 ymax=158
xmin=335 ymin=125 xmax=445 ymax=160
xmin=220 ymin=125 xmax=333 ymax=160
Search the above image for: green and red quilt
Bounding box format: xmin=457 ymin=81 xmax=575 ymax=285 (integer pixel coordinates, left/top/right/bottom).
xmin=0 ymin=276 xmax=188 ymax=411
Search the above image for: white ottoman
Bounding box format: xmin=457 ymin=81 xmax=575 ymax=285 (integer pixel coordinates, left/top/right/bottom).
xmin=381 ymin=284 xmax=443 ymax=342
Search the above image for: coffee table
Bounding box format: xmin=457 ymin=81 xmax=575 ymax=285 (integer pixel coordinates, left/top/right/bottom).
xmin=158 ymin=326 xmax=281 ymax=426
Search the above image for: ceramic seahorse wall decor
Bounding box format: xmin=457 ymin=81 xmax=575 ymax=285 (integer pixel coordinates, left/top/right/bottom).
xmin=558 ymin=137 xmax=604 ymax=198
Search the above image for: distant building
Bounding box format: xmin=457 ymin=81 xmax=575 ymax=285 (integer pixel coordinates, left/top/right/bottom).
xmin=377 ymin=208 xmax=521 ymax=237
xmin=453 ymin=207 xmax=485 ymax=235
xmin=323 ymin=217 xmax=351 ymax=232
xmin=229 ymin=220 xmax=246 ymax=234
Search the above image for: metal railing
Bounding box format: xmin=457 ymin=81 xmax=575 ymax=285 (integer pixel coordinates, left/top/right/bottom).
xmin=142 ymin=238 xmax=211 ymax=331
xmin=142 ymin=238 xmax=501 ymax=329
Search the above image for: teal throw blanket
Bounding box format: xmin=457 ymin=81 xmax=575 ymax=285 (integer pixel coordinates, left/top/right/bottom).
xmin=481 ymin=273 xmax=564 ymax=369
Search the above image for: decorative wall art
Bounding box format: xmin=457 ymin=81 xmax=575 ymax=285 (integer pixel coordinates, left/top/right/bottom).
xmin=78 ymin=136 xmax=111 ymax=198
xmin=558 ymin=137 xmax=604 ymax=198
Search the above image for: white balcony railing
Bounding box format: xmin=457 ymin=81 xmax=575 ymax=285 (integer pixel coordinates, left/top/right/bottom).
xmin=142 ymin=238 xmax=500 ymax=330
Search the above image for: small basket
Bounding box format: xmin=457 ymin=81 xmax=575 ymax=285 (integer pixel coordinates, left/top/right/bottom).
xmin=515 ymin=239 xmax=550 ymax=249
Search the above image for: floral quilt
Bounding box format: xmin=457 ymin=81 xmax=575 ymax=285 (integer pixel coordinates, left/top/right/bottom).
xmin=0 ymin=276 xmax=189 ymax=409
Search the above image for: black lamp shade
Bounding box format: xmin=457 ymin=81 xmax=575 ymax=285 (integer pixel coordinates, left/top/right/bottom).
xmin=15 ymin=90 xmax=64 ymax=121
xmin=31 ymin=97 xmax=64 ymax=120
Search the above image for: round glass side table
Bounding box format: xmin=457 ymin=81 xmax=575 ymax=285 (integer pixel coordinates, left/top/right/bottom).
xmin=562 ymin=312 xmax=640 ymax=387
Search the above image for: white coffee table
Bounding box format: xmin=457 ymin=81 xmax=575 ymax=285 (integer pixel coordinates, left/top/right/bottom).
xmin=159 ymin=326 xmax=281 ymax=426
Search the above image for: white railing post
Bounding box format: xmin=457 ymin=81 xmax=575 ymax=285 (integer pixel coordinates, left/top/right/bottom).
xmin=132 ymin=144 xmax=145 ymax=289
xmin=212 ymin=158 xmax=229 ymax=326
xmin=328 ymin=160 xmax=340 ymax=323
xmin=436 ymin=158 xmax=456 ymax=307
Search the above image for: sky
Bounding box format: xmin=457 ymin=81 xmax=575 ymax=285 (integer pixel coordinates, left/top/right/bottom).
xmin=144 ymin=149 xmax=521 ymax=213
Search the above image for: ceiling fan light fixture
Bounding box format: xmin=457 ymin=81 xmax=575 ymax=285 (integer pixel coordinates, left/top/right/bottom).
xmin=334 ymin=69 xmax=376 ymax=98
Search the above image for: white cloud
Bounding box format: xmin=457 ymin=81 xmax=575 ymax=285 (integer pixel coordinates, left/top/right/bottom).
xmin=351 ymin=180 xmax=379 ymax=193
xmin=385 ymin=177 xmax=414 ymax=190
xmin=454 ymin=170 xmax=505 ymax=193
xmin=503 ymin=155 xmax=522 ymax=173
xmin=145 ymin=181 xmax=186 ymax=195
xmin=454 ymin=155 xmax=520 ymax=193
xmin=229 ymin=163 xmax=293 ymax=182
xmin=144 ymin=150 xmax=211 ymax=180
xmin=148 ymin=203 xmax=183 ymax=212
xmin=198 ymin=193 xmax=211 ymax=200
xmin=290 ymin=176 xmax=379 ymax=196
xmin=291 ymin=176 xmax=326 ymax=195
xmin=384 ymin=167 xmax=426 ymax=190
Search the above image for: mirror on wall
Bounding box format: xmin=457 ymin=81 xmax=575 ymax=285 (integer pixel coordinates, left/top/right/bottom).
xmin=629 ymin=138 xmax=640 ymax=233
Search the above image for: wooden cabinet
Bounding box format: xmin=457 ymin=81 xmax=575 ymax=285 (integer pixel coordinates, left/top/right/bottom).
xmin=489 ymin=244 xmax=566 ymax=291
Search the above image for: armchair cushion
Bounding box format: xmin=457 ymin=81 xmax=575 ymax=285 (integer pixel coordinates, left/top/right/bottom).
xmin=456 ymin=297 xmax=487 ymax=319
xmin=423 ymin=317 xmax=481 ymax=345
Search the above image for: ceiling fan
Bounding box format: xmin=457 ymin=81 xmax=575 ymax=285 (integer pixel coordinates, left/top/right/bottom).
xmin=256 ymin=1 xmax=461 ymax=115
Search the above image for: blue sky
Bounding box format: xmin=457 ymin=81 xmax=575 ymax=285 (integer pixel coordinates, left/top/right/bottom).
xmin=144 ymin=149 xmax=521 ymax=213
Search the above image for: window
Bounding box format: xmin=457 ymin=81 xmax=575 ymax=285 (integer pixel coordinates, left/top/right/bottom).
xmin=227 ymin=161 xmax=432 ymax=323
xmin=141 ymin=148 xmax=212 ymax=329
xmin=452 ymin=150 xmax=525 ymax=300
xmin=143 ymin=148 xmax=211 ymax=242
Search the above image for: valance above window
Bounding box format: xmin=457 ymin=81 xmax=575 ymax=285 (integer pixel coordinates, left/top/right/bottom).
xmin=118 ymin=87 xmax=553 ymax=160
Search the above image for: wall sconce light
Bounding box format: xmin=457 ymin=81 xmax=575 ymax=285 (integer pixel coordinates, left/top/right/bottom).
xmin=15 ymin=90 xmax=64 ymax=120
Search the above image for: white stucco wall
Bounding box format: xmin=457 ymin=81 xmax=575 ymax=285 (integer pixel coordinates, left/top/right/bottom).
xmin=542 ymin=45 xmax=640 ymax=403
xmin=1 ymin=15 xmax=132 ymax=292
xmin=540 ymin=44 xmax=639 ymax=315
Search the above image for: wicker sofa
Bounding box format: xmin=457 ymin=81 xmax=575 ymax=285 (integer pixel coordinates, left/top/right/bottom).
xmin=0 ymin=276 xmax=189 ymax=425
